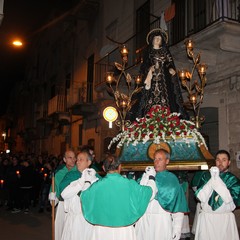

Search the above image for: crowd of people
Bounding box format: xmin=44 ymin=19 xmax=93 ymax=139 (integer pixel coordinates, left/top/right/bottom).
xmin=0 ymin=151 xmax=71 ymax=214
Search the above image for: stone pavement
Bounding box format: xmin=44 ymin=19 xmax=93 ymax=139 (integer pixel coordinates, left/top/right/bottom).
xmin=0 ymin=206 xmax=52 ymax=240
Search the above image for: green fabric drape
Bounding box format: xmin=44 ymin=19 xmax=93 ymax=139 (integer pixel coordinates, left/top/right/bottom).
xmin=196 ymin=171 xmax=240 ymax=210
xmin=155 ymin=170 xmax=189 ymax=213
xmin=81 ymin=173 xmax=152 ymax=227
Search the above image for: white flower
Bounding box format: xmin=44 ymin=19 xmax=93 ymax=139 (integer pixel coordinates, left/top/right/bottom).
xmin=107 ymin=105 xmax=207 ymax=150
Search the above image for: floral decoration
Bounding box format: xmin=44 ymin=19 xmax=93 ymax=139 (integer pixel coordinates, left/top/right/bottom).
xmin=108 ymin=105 xmax=207 ymax=149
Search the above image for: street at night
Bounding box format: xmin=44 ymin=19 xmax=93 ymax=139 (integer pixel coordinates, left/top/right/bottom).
xmin=0 ymin=206 xmax=51 ymax=240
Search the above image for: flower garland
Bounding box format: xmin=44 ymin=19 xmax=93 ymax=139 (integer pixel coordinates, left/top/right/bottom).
xmin=108 ymin=105 xmax=207 ymax=149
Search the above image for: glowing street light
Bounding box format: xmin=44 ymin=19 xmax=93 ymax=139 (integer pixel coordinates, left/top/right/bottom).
xmin=12 ymin=39 xmax=23 ymax=47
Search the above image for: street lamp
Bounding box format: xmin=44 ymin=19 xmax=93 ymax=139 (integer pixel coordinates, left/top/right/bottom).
xmin=12 ymin=39 xmax=23 ymax=48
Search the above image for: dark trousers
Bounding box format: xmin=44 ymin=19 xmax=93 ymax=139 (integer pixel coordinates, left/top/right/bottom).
xmin=20 ymin=187 xmax=32 ymax=209
xmin=39 ymin=183 xmax=50 ymax=209
xmin=8 ymin=186 xmax=20 ymax=209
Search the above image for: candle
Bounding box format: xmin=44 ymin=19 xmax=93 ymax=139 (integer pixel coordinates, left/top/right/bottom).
xmin=185 ymin=39 xmax=194 ymax=51
xmin=120 ymin=100 xmax=127 ymax=109
xmin=0 ymin=179 xmax=4 ymax=188
xmin=106 ymin=72 xmax=114 ymax=84
xmin=190 ymin=94 xmax=197 ymax=104
xmin=120 ymin=45 xmax=128 ymax=56
xmin=41 ymin=167 xmax=44 ymax=172
xmin=16 ymin=170 xmax=20 ymax=176
xmin=178 ymin=70 xmax=186 ymax=80
xmin=198 ymin=63 xmax=207 ymax=75
xmin=44 ymin=173 xmax=47 ymax=180
xmin=135 ymin=75 xmax=142 ymax=85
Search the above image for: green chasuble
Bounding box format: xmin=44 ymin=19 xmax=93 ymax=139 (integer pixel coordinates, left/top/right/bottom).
xmin=59 ymin=170 xmax=82 ymax=194
xmin=50 ymin=164 xmax=77 ymax=198
xmin=191 ymin=170 xmax=206 ymax=188
xmin=81 ymin=173 xmax=152 ymax=227
xmin=196 ymin=171 xmax=240 ymax=210
xmin=59 ymin=170 xmax=102 ymax=194
xmin=155 ymin=170 xmax=189 ymax=213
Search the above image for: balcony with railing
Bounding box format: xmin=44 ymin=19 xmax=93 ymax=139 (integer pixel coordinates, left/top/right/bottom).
xmin=48 ymin=95 xmax=66 ymax=116
xmin=95 ymin=0 xmax=240 ymax=89
xmin=71 ymin=82 xmax=98 ymax=116
xmin=47 ymin=95 xmax=71 ymax=124
xmin=35 ymin=104 xmax=48 ymax=122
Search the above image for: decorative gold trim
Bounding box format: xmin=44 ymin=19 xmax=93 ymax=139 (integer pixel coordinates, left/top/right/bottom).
xmin=147 ymin=142 xmax=171 ymax=159
xmin=199 ymin=144 xmax=214 ymax=159
xmin=146 ymin=28 xmax=168 ymax=45
xmin=121 ymin=159 xmax=214 ymax=172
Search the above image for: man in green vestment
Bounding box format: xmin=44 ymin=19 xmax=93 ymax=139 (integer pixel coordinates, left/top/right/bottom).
xmin=59 ymin=150 xmax=100 ymax=240
xmin=194 ymin=149 xmax=240 ymax=240
xmin=49 ymin=150 xmax=76 ymax=240
xmin=135 ymin=149 xmax=189 ymax=240
xmin=81 ymin=154 xmax=157 ymax=240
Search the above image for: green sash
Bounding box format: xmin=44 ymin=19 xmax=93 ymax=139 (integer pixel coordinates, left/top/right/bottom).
xmin=50 ymin=165 xmax=77 ymax=198
xmin=81 ymin=173 xmax=152 ymax=227
xmin=196 ymin=171 xmax=240 ymax=210
xmin=59 ymin=170 xmax=102 ymax=195
xmin=59 ymin=170 xmax=82 ymax=194
xmin=155 ymin=170 xmax=189 ymax=213
xmin=191 ymin=171 xmax=206 ymax=188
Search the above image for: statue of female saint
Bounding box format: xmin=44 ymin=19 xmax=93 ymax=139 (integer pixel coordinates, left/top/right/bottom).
xmin=131 ymin=28 xmax=188 ymax=120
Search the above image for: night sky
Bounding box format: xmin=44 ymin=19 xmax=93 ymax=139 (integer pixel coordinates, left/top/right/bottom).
xmin=0 ymin=0 xmax=77 ymax=116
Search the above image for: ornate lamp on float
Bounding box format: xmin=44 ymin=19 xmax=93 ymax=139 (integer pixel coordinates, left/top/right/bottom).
xmin=178 ymin=39 xmax=207 ymax=129
xmin=105 ymin=44 xmax=143 ymax=132
xmin=103 ymin=106 xmax=118 ymax=128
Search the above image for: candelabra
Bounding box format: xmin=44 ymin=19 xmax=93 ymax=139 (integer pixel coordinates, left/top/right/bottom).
xmin=105 ymin=45 xmax=143 ymax=131
xmin=178 ymin=39 xmax=207 ymax=129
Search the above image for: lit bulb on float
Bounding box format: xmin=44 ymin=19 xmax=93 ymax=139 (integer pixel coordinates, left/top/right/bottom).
xmin=106 ymin=72 xmax=114 ymax=84
xmin=103 ymin=107 xmax=118 ymax=128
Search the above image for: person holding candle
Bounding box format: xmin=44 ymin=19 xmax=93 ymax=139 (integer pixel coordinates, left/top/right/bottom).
xmin=33 ymin=155 xmax=45 ymax=208
xmin=130 ymin=28 xmax=188 ymax=121
xmin=0 ymin=158 xmax=10 ymax=207
xmin=38 ymin=162 xmax=53 ymax=213
xmin=6 ymin=156 xmax=21 ymax=213
xmin=19 ymin=160 xmax=35 ymax=214
xmin=48 ymin=150 xmax=76 ymax=240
